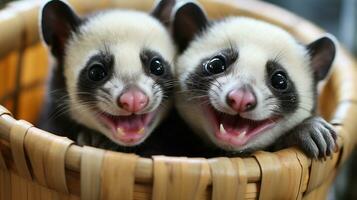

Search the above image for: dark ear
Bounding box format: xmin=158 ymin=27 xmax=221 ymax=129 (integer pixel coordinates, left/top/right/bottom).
xmin=307 ymin=36 xmax=336 ymax=81
xmin=173 ymin=1 xmax=208 ymax=52
xmin=41 ymin=0 xmax=81 ymax=58
xmin=151 ymin=0 xmax=176 ymax=26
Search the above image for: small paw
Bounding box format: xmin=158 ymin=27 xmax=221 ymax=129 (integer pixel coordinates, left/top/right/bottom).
xmin=294 ymin=117 xmax=337 ymax=159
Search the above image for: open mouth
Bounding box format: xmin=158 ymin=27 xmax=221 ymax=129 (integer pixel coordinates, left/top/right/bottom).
xmin=99 ymin=111 xmax=157 ymax=145
xmin=204 ymin=106 xmax=280 ymax=147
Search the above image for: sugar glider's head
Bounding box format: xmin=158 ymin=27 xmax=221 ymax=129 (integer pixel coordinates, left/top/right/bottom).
xmin=173 ymin=2 xmax=336 ymax=153
xmin=40 ymin=0 xmax=176 ymax=146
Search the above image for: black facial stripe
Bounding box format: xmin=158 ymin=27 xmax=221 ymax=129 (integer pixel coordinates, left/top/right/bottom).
xmin=186 ymin=48 xmax=238 ymax=97
xmin=220 ymin=48 xmax=239 ymax=67
xmin=77 ymin=52 xmax=114 ymax=104
xmin=140 ymin=49 xmax=174 ymax=99
xmin=98 ymin=88 xmax=111 ymax=96
xmin=186 ymin=70 xmax=214 ymax=97
xmin=265 ymin=60 xmax=299 ymax=115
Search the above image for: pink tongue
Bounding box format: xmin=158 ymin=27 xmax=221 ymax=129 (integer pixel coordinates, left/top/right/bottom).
xmin=116 ymin=115 xmax=144 ymax=132
xmin=220 ymin=115 xmax=253 ymax=136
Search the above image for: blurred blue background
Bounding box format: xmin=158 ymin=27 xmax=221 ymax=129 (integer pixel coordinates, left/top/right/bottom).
xmin=265 ymin=0 xmax=357 ymax=55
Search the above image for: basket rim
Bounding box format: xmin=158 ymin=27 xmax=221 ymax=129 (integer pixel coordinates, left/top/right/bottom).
xmin=0 ymin=0 xmax=356 ymax=196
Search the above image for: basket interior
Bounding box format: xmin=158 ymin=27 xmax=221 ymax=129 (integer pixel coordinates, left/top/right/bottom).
xmin=0 ymin=43 xmax=48 ymax=123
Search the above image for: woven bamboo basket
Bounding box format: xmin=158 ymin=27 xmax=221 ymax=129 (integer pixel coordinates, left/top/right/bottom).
xmin=0 ymin=0 xmax=357 ymax=199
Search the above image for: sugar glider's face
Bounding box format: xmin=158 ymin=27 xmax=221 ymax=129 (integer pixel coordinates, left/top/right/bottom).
xmin=41 ymin=0 xmax=176 ymax=146
xmin=173 ymin=2 xmax=335 ymax=153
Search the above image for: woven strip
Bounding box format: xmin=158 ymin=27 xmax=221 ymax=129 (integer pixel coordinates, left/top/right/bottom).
xmin=254 ymin=151 xmax=282 ymax=200
xmin=208 ymin=157 xmax=239 ymax=200
xmin=10 ymin=120 xmax=33 ymax=180
xmin=0 ymin=104 xmax=8 ymax=169
xmin=254 ymin=150 xmax=304 ymax=199
xmin=277 ymin=150 xmax=305 ymax=199
xmin=331 ymin=103 xmax=357 ymax=144
xmin=0 ymin=149 xmax=6 ymax=170
xmin=306 ymin=153 xmax=337 ymax=193
xmin=0 ymin=105 xmax=12 ymax=169
xmin=9 ymin=0 xmax=39 ymax=46
xmin=230 ymin=158 xmax=248 ymax=200
xmin=100 ymin=151 xmax=138 ymax=200
xmin=81 ymin=146 xmax=105 ymax=200
xmin=0 ymin=105 xmax=11 ymax=117
xmin=295 ymin=149 xmax=311 ymax=200
xmin=11 ymin=172 xmax=28 ymax=199
xmin=24 ymin=128 xmax=51 ymax=186
xmin=0 ymin=168 xmax=11 ymax=199
xmin=44 ymin=135 xmax=73 ymax=193
xmin=335 ymin=126 xmax=351 ymax=166
xmin=152 ymin=156 xmax=210 ymax=200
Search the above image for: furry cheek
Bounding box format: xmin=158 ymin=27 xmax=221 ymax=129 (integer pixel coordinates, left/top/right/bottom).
xmin=208 ymin=75 xmax=237 ymax=115
xmin=136 ymin=77 xmax=164 ymax=114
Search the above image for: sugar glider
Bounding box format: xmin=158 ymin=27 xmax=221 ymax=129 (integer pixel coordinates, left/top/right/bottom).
xmin=173 ymin=1 xmax=337 ymax=158
xmin=38 ymin=0 xmax=176 ymax=151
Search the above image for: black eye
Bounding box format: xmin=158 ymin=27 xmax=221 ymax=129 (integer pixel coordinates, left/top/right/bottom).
xmin=204 ymin=56 xmax=226 ymax=75
xmin=150 ymin=58 xmax=165 ymax=76
xmin=271 ymin=71 xmax=288 ymax=90
xmin=88 ymin=63 xmax=107 ymax=81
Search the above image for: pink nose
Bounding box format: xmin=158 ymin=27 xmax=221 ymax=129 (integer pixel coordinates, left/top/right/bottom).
xmin=118 ymin=88 xmax=148 ymax=113
xmin=227 ymin=87 xmax=257 ymax=113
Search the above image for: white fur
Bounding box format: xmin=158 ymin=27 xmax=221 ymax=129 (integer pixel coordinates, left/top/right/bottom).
xmin=176 ymin=17 xmax=315 ymax=151
xmin=62 ymin=10 xmax=176 ymax=146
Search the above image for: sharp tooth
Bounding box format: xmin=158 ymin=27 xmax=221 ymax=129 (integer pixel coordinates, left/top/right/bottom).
xmin=220 ymin=124 xmax=227 ymax=134
xmin=237 ymin=132 xmax=245 ymax=140
xmin=116 ymin=127 xmax=125 ymax=137
xmin=137 ymin=128 xmax=145 ymax=135
xmin=237 ymin=129 xmax=247 ymax=140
